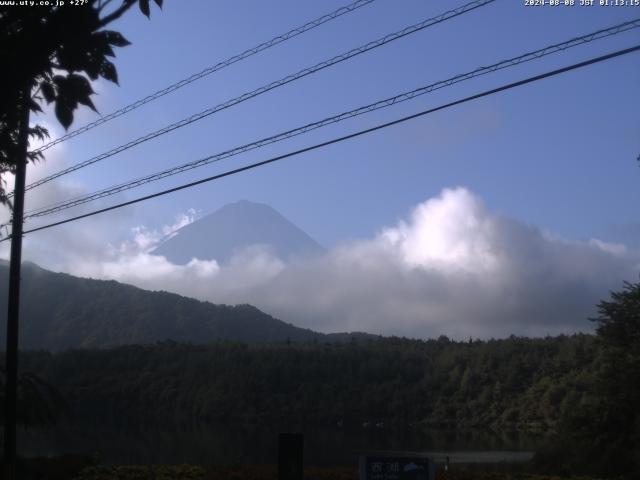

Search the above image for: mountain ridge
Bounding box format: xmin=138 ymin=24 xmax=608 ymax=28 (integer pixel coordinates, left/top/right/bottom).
xmin=0 ymin=261 xmax=375 ymax=350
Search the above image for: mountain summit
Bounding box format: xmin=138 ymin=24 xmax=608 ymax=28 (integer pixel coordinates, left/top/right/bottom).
xmin=152 ymin=200 xmax=323 ymax=265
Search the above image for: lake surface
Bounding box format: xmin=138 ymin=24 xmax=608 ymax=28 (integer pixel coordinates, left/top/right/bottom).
xmin=19 ymin=423 xmax=542 ymax=466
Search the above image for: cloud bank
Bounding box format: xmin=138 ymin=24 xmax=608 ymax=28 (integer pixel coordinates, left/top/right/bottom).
xmin=222 ymin=188 xmax=638 ymax=338
xmin=3 ymin=176 xmax=639 ymax=339
xmin=0 ymin=124 xmax=135 ymax=271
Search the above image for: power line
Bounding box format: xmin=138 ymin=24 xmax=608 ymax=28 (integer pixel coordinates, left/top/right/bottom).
xmin=29 ymin=0 xmax=377 ymax=156
xmin=6 ymin=44 xmax=638 ymax=241
xmin=17 ymin=0 xmax=495 ymax=196
xmin=24 ymin=18 xmax=640 ymax=219
xmin=22 ymin=0 xmax=493 ymax=194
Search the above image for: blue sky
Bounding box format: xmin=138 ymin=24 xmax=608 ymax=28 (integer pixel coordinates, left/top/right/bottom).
xmin=24 ymin=0 xmax=639 ymax=248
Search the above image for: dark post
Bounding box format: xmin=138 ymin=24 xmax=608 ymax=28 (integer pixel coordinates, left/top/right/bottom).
xmin=278 ymin=433 xmax=304 ymax=480
xmin=3 ymin=87 xmax=31 ymax=480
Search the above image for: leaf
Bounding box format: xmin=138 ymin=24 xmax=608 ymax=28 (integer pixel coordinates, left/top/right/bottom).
xmin=67 ymin=73 xmax=94 ymax=97
xmin=29 ymin=99 xmax=43 ymax=113
xmin=100 ymin=60 xmax=118 ymax=85
xmin=154 ymin=0 xmax=163 ymax=7
xmin=92 ymin=32 xmax=117 ymax=57
xmin=30 ymin=126 xmax=47 ymax=139
xmin=52 ymin=74 xmax=84 ymax=129
xmin=55 ymin=102 xmax=73 ymax=130
xmin=52 ymin=75 xmax=66 ymax=88
xmin=41 ymin=82 xmax=56 ymax=103
xmin=83 ymin=59 xmax=101 ymax=80
xmin=104 ymin=31 xmax=131 ymax=48
xmin=139 ymin=0 xmax=150 ymax=17
xmin=29 ymin=125 xmax=50 ymax=142
xmin=27 ymin=150 xmax=45 ymax=163
xmin=78 ymin=95 xmax=98 ymax=113
xmin=57 ymin=31 xmax=119 ymax=79
xmin=56 ymin=43 xmax=88 ymax=73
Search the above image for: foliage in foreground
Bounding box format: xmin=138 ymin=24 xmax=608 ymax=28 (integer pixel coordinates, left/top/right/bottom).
xmin=67 ymin=464 xmax=606 ymax=480
xmin=0 ymin=457 xmax=610 ymax=480
xmin=0 ymin=0 xmax=162 ymax=204
xmin=73 ymin=464 xmax=206 ymax=480
xmin=533 ymin=280 xmax=640 ymax=479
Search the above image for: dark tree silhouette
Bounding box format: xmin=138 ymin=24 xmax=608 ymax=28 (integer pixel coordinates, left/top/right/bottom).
xmin=0 ymin=0 xmax=163 ymax=205
xmin=593 ymin=280 xmax=640 ymax=437
xmin=542 ymin=280 xmax=640 ymax=477
xmin=0 ymin=3 xmax=163 ymax=476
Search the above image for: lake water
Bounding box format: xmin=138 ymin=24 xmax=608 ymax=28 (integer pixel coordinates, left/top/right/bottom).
xmin=19 ymin=423 xmax=541 ymax=466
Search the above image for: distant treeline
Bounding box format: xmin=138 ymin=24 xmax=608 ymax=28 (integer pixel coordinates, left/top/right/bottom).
xmin=3 ymin=279 xmax=638 ymax=478
xmin=18 ymin=335 xmax=598 ymax=431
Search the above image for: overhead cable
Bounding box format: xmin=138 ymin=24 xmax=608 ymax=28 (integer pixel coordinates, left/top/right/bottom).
xmin=25 ymin=18 xmax=640 ymax=219
xmin=18 ymin=0 xmax=495 ymax=196
xmin=6 ymin=44 xmax=637 ymax=240
xmin=30 ymin=0 xmax=377 ymax=155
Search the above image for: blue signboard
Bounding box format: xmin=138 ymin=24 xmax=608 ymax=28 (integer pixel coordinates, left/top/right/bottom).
xmin=359 ymin=454 xmax=435 ymax=480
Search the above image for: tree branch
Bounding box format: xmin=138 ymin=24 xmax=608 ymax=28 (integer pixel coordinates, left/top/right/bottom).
xmin=98 ymin=0 xmax=137 ymax=28
xmin=98 ymin=0 xmax=116 ymax=13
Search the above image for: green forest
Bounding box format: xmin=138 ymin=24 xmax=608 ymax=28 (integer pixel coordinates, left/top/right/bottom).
xmin=2 ymin=280 xmax=639 ymax=478
xmin=18 ymin=335 xmax=598 ymax=431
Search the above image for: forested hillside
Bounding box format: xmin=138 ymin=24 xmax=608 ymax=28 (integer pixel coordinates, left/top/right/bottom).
xmin=20 ymin=335 xmax=598 ymax=431
xmin=0 ymin=262 xmax=371 ymax=349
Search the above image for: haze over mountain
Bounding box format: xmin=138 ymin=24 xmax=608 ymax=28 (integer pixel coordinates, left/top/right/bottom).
xmin=0 ymin=261 xmax=373 ymax=351
xmin=151 ymin=200 xmax=324 ymax=265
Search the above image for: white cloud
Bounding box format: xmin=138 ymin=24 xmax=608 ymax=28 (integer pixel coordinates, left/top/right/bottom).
xmin=0 ymin=121 xmax=136 ymax=270
xmin=232 ymin=188 xmax=638 ymax=338
xmin=65 ymin=210 xmax=219 ymax=296
xmin=6 ymin=186 xmax=640 ymax=340
xmin=587 ymin=238 xmax=628 ymax=256
xmin=123 ymin=208 xmax=198 ymax=253
xmin=76 ymin=252 xmax=220 ymax=293
xmin=380 ymin=188 xmax=499 ymax=272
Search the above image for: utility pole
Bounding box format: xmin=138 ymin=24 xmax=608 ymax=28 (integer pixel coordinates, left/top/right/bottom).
xmin=3 ymin=86 xmax=31 ymax=480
